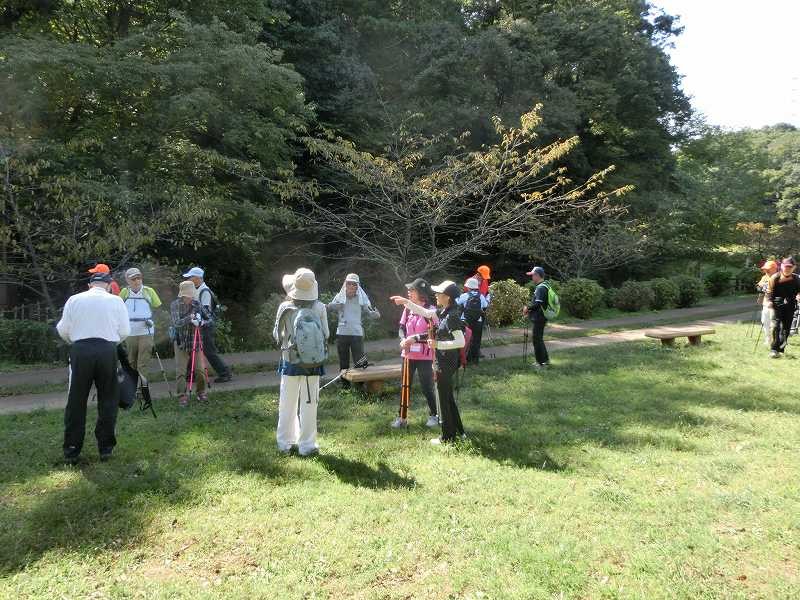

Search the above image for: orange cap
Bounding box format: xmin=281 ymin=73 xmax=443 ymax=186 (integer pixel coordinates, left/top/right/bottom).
xmin=477 ymin=265 xmax=491 ymax=279
xmin=760 ymin=260 xmax=778 ymax=273
xmin=88 ymin=263 xmax=110 ymax=274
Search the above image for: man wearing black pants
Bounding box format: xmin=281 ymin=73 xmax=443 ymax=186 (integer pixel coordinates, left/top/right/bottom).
xmin=57 ymin=272 xmax=130 ymax=463
xmin=523 ymin=266 xmax=550 ymax=368
xmin=183 ymin=266 xmax=232 ymax=383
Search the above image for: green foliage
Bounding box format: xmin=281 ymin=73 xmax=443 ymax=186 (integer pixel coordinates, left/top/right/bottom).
xmin=252 ymin=293 xmax=287 ymax=350
xmin=604 ymin=287 xmax=619 ymax=308
xmin=648 ymin=278 xmax=680 ymax=310
xmin=0 ymin=319 xmax=61 ymax=363
xmin=559 ymin=278 xmax=605 ymax=319
xmin=672 ymin=275 xmax=706 ymax=308
xmin=486 ymin=279 xmax=529 ymax=326
xmin=614 ymin=281 xmax=655 ymax=312
xmin=213 ymin=317 xmax=236 ymax=354
xmin=704 ymin=269 xmax=733 ymax=297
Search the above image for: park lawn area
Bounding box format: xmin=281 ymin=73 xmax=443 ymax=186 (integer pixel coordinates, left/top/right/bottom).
xmin=1 ymin=324 xmax=798 ymax=599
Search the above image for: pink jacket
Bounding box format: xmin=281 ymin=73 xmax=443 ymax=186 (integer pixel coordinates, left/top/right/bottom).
xmin=399 ymin=305 xmax=438 ymax=361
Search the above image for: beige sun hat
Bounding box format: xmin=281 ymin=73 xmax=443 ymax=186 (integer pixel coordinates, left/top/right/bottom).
xmin=282 ymin=268 xmax=318 ymax=301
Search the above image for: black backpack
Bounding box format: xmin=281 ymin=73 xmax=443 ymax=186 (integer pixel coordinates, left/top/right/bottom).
xmin=462 ymin=292 xmax=483 ymax=322
xmin=199 ymin=287 xmax=220 ymax=320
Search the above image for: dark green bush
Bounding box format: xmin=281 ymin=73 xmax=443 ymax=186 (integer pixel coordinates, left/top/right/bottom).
xmin=648 ymin=278 xmax=680 ymax=310
xmin=704 ymin=268 xmax=733 ymax=297
xmin=0 ymin=319 xmax=62 ymax=364
xmin=604 ymin=287 xmax=619 ymax=308
xmin=672 ymin=275 xmax=706 ymax=308
xmin=559 ymin=278 xmax=605 ymax=319
xmin=614 ymin=281 xmax=655 ymax=312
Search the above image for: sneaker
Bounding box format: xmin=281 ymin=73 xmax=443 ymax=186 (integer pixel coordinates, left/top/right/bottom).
xmin=391 ymin=417 xmax=408 ymax=429
xmin=430 ymin=437 xmax=442 ymax=445
xmin=178 ymin=394 xmax=189 ymax=407
xmin=99 ymin=448 xmax=113 ymax=462
xmin=299 ymin=448 xmax=319 ymax=457
xmin=215 ymin=373 xmax=233 ymax=384
xmin=425 ymin=415 xmax=439 ymax=428
xmin=770 ymin=350 xmax=780 ymax=358
xmin=531 ymin=362 xmax=545 ymax=370
xmin=198 ymin=392 xmax=209 ymax=402
xmin=64 ymin=446 xmax=80 ymax=465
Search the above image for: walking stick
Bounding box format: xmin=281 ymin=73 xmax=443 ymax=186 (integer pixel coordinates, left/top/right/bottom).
xmin=482 ymin=321 xmax=497 ymax=359
xmin=187 ymin=325 xmax=200 ymax=400
xmin=523 ymin=328 xmax=529 ymax=366
xmin=428 ymin=318 xmax=442 ymax=426
xmin=399 ymin=356 xmax=411 ymax=421
xmin=146 ymin=322 xmax=173 ymax=401
xmin=319 ymin=355 xmax=370 ymax=392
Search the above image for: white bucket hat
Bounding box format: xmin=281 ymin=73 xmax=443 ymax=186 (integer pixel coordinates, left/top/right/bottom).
xmin=465 ymin=277 xmax=480 ymax=290
xmin=282 ymin=268 xmax=318 ymax=301
xmin=344 ymin=273 xmax=360 ymax=284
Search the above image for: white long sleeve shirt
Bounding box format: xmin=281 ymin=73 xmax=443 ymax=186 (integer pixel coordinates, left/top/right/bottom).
xmin=56 ymin=286 xmax=131 ymax=344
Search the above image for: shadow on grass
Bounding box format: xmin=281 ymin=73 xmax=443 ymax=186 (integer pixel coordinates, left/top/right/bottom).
xmin=316 ymin=455 xmax=417 ymax=490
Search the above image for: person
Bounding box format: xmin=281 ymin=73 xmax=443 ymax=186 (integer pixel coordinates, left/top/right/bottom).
xmin=392 ymin=280 xmax=466 ymax=444
xmin=457 ymin=277 xmax=489 ymax=365
xmin=766 ymin=257 xmax=800 ymax=358
xmin=474 ymin=265 xmax=491 ymax=297
xmin=170 ymin=280 xmax=210 ymax=405
xmin=56 ymin=272 xmax=130 ymax=464
xmin=273 ymin=268 xmax=329 ymax=456
xmin=327 ymin=273 xmax=381 ymax=388
xmin=756 ymin=260 xmax=778 ymax=346
xmin=522 ymin=266 xmax=550 ymax=368
xmin=88 ymin=263 xmax=120 ymax=295
xmin=119 ymin=267 xmax=162 ymax=381
xmin=183 ymin=266 xmax=232 ymax=383
xmin=392 ymin=278 xmax=439 ymax=429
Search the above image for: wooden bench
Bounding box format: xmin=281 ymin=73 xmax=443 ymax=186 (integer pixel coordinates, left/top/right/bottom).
xmin=342 ymin=363 xmax=403 ymax=393
xmin=644 ymin=327 xmax=716 ymax=347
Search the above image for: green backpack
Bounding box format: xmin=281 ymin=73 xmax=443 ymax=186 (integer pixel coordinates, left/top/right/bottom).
xmin=541 ymin=282 xmax=560 ymax=320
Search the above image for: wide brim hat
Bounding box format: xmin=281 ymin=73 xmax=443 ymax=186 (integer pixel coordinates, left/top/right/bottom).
xmin=431 ymin=280 xmax=460 ymax=300
xmin=178 ymin=280 xmax=196 ymax=298
xmin=284 ymin=268 xmax=318 ymax=301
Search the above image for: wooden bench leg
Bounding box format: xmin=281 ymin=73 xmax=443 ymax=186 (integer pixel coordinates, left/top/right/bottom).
xmin=688 ymin=335 xmax=702 ymax=346
xmin=661 ymin=338 xmax=675 ymax=347
xmin=366 ymin=380 xmax=384 ymax=394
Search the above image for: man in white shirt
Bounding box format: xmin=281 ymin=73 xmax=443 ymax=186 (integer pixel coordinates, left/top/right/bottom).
xmin=56 ymin=273 xmax=131 ymax=464
xmin=183 ymin=266 xmax=232 ymax=383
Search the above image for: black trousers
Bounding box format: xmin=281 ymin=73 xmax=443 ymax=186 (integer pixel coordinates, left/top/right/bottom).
xmin=531 ymin=316 xmax=549 ymax=365
xmin=465 ymin=319 xmax=483 ymax=364
xmin=64 ymin=338 xmax=119 ymax=455
xmin=436 ymin=351 xmax=464 ymax=441
xmin=201 ymin=323 xmax=230 ymax=377
xmin=401 ymin=359 xmax=437 ymax=416
xmin=336 ymin=335 xmax=366 ymax=388
xmin=772 ymin=303 xmax=796 ymax=352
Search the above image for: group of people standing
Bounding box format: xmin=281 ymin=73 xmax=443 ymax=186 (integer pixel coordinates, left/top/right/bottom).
xmin=55 ymin=260 xmax=558 ymax=462
xmin=756 ymin=257 xmax=800 ymax=357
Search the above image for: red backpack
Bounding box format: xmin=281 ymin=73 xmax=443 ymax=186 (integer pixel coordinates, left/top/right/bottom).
xmin=459 ymin=324 xmax=473 ymax=368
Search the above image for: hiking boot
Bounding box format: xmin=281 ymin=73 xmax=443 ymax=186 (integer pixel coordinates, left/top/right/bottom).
xmin=425 ymin=415 xmax=439 ymax=428
xmin=215 ymin=373 xmax=233 ymax=384
xmin=391 ymin=417 xmax=408 ymax=429
xmin=198 ymin=392 xmax=209 ymax=402
xmin=99 ymin=448 xmax=113 ymax=462
xmin=770 ymin=350 xmax=780 ymax=358
xmin=64 ymin=446 xmax=80 ymax=465
xmin=178 ymin=394 xmax=189 ymax=407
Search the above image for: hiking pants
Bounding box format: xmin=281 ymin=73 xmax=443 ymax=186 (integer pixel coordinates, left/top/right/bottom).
xmin=174 ymin=343 xmax=207 ymax=395
xmin=436 ymin=350 xmax=464 ymax=441
xmin=771 ymin=303 xmax=796 ymax=352
xmin=466 ymin=319 xmax=483 ymax=364
xmin=200 ymin=323 xmax=230 ymax=377
xmin=400 ymin=359 xmax=437 ymax=417
xmin=531 ymin=315 xmax=549 ymax=365
xmin=126 ymin=334 xmax=153 ymax=381
xmin=336 ymin=335 xmax=366 ymax=388
xmin=277 ymin=375 xmax=319 ymax=455
xmin=64 ymin=338 xmax=119 ymax=456
xmin=761 ymin=305 xmax=774 ymax=346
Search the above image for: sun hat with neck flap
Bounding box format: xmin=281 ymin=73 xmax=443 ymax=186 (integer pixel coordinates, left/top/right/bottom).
xmin=282 ymin=268 xmax=319 ymax=301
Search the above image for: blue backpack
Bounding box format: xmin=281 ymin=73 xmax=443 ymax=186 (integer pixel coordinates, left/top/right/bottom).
xmin=287 ymin=306 xmax=328 ymax=369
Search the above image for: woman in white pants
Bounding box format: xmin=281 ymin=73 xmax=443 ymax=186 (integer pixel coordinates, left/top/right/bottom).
xmin=273 ymin=268 xmax=329 ymax=456
xmin=757 ymin=260 xmax=778 ymax=346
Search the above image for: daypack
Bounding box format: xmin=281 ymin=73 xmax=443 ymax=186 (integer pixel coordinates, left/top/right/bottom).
xmin=199 ymin=287 xmax=221 ymax=319
xmin=541 ymin=282 xmax=560 ymax=320
xmin=287 ymin=306 xmax=328 ymax=369
xmin=462 ymin=292 xmax=484 ymax=322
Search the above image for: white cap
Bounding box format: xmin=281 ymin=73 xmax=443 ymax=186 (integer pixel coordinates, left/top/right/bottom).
xmin=345 ymin=273 xmax=360 ymax=284
xmin=125 ymin=267 xmax=142 ymax=279
xmin=465 ymin=277 xmax=480 ymax=290
xmin=182 ymin=266 xmax=204 ymax=279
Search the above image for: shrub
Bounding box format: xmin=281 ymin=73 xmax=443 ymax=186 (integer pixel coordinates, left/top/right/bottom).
xmin=0 ymin=319 xmax=62 ymax=364
xmin=604 ymin=287 xmax=619 ymax=308
xmin=614 ymin=280 xmax=655 ymax=312
xmin=559 ymin=278 xmax=605 ymax=319
xmin=704 ymin=268 xmax=733 ymax=297
xmin=486 ymin=279 xmax=529 ymax=326
xmin=648 ymin=278 xmax=679 ymax=310
xmin=252 ymin=293 xmax=289 ymax=350
xmin=672 ymin=275 xmax=706 ymax=308
xmin=734 ymin=265 xmax=760 ymax=292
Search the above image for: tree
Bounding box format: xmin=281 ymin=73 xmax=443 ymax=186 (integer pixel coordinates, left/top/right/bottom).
xmin=296 ymin=106 xmax=630 ymax=282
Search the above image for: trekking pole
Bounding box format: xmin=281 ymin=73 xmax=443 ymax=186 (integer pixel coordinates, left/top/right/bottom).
xmin=146 ymin=322 xmax=173 ymax=401
xmin=483 ymin=322 xmax=497 ymax=359
xmin=523 ymin=328 xmax=529 ymax=366
xmin=196 ymin=323 xmax=211 ymax=393
xmin=319 ymin=355 xmax=370 ymax=392
xmin=188 ymin=326 xmax=199 ymax=400
xmin=399 ymin=356 xmax=410 ymax=422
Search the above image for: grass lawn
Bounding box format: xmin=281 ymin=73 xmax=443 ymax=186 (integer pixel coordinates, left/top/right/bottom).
xmin=1 ymin=323 xmax=798 ymax=599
